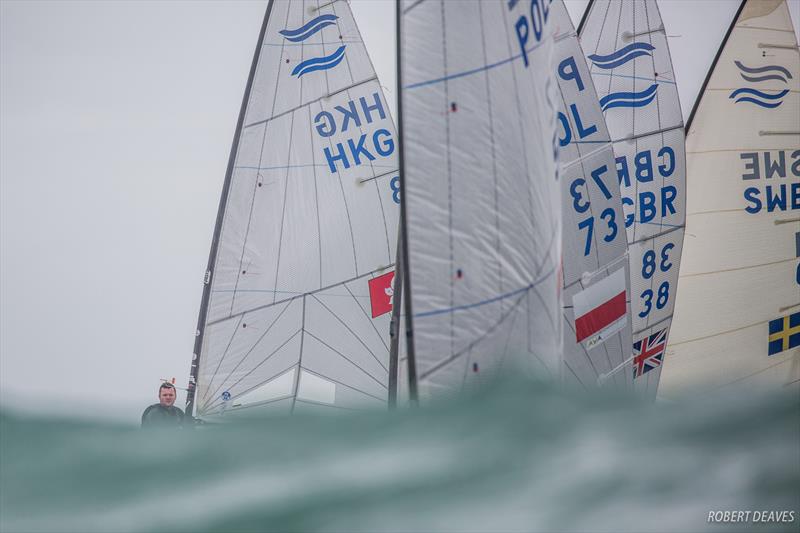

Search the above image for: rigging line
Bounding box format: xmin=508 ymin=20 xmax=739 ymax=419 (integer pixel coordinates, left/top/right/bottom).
xmin=679 ymin=257 xmax=797 ymax=279
xmin=495 ymin=298 xmax=523 ymax=376
xmin=310 ymin=291 xmax=389 ymax=373
xmin=198 ymin=313 xmax=244 ymax=404
xmin=299 ymin=365 xmax=388 ymax=403
xmin=523 ymin=290 xmax=556 ymax=380
xmin=403 ymin=36 xmax=547 ymax=91
xmin=303 ymin=330 xmax=388 ymax=390
xmin=316 ymin=0 xmax=332 ymax=101
xmin=200 ymin=300 xmax=297 ymax=410
xmin=419 ymin=291 xmax=528 ymax=380
xmin=344 ymin=282 xmax=391 ymax=354
xmin=243 ymin=76 xmax=379 ymax=130
xmin=576 ymin=0 xmax=594 ymax=36
xmin=202 ymin=329 xmax=304 ymax=412
xmin=629 ymin=223 xmax=684 ymax=246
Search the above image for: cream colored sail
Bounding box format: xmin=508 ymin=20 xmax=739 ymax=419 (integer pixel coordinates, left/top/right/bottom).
xmin=661 ymin=0 xmax=800 ymax=398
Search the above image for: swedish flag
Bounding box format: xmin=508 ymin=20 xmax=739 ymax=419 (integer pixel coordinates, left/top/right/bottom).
xmin=768 ymin=311 xmax=800 ymax=356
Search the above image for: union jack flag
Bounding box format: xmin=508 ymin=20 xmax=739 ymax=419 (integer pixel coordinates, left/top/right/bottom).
xmin=633 ymin=328 xmax=667 ymax=379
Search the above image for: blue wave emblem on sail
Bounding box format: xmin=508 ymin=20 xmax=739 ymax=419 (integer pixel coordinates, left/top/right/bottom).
xmin=588 ymin=42 xmax=655 ymax=70
xmin=599 ymin=84 xmax=658 ymax=111
xmin=279 ymin=14 xmax=338 ymax=42
xmin=734 ymin=60 xmax=792 ymax=84
xmin=291 ymin=45 xmax=346 ymax=77
xmin=729 ymin=88 xmax=789 ymax=108
xmin=730 ymin=61 xmax=792 ymax=108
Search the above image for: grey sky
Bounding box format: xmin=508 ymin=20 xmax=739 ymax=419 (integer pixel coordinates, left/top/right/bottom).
xmin=1 ymin=0 xmax=798 ymax=420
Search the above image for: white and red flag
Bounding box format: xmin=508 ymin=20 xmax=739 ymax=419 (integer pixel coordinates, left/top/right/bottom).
xmin=572 ymin=268 xmax=627 ymax=349
xmin=368 ymin=271 xmax=395 ymax=318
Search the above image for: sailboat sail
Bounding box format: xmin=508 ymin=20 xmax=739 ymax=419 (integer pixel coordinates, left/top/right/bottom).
xmin=398 ymin=0 xmax=563 ymax=400
xmin=661 ymin=0 xmax=800 ymax=397
xmin=579 ymin=0 xmax=686 ymax=399
xmin=551 ymin=1 xmax=633 ymax=391
xmin=186 ymin=0 xmax=399 ymax=417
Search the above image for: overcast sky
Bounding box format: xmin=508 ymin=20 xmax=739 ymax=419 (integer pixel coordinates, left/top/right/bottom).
xmin=2 ymin=0 xmax=799 ymax=421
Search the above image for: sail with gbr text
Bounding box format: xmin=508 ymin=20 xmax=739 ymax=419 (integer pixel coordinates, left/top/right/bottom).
xmin=661 ymin=0 xmax=800 ymax=398
xmin=579 ymin=0 xmax=686 ymax=399
xmin=397 ymin=0 xmax=563 ymax=401
xmin=186 ymin=0 xmax=400 ymax=417
xmin=551 ymin=0 xmax=633 ymax=391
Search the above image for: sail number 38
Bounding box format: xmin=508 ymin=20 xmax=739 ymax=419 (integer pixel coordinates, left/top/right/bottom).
xmin=639 ymin=243 xmax=674 ymax=318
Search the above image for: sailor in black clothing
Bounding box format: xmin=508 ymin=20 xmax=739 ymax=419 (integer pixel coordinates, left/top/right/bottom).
xmin=141 ymin=382 xmax=185 ymax=428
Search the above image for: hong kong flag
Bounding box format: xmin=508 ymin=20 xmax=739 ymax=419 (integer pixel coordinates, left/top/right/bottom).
xmin=368 ymin=271 xmax=395 ymax=318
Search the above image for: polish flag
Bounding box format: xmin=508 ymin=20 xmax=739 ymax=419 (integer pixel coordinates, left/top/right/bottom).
xmin=572 ymin=268 xmax=627 ymax=348
xmin=368 ymin=271 xmax=395 ymax=318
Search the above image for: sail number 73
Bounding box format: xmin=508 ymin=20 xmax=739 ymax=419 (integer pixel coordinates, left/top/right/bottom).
xmin=570 ymin=164 xmax=618 ymax=256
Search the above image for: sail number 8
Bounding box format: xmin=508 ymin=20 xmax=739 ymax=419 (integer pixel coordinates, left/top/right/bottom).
xmin=571 ymin=164 xmax=618 ymax=256
xmin=638 ymin=243 xmax=674 ymax=318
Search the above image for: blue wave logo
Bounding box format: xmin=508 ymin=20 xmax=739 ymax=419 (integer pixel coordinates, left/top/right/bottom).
xmin=588 ymin=42 xmax=655 ymax=70
xmin=729 ymin=87 xmax=789 ymax=108
xmin=279 ymin=14 xmax=338 ymax=42
xmin=729 ymin=61 xmax=792 ymax=108
xmin=599 ymin=83 xmax=658 ymax=111
xmin=291 ymin=45 xmax=346 ymax=77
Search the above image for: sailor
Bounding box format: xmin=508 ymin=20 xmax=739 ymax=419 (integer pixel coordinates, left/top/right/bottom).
xmin=141 ymin=382 xmax=185 ymax=428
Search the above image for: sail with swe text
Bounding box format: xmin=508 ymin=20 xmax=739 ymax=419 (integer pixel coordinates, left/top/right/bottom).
xmin=661 ymin=0 xmax=800 ymax=398
xmin=397 ymin=0 xmax=563 ymax=401
xmin=550 ymin=0 xmax=633 ymax=391
xmin=186 ymin=0 xmax=400 ymax=417
xmin=579 ymin=0 xmax=686 ymax=400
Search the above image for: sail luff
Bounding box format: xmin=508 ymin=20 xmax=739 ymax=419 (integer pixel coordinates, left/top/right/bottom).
xmin=187 ymin=1 xmax=275 ymax=417
xmin=685 ymin=0 xmax=748 ymax=132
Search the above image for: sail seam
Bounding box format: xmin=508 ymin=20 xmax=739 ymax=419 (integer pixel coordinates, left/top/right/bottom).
xmin=201 ymin=300 xmax=296 ymax=409
xmin=242 ymin=76 xmax=379 ymax=130
xmin=344 ymin=282 xmax=391 ymax=353
xmin=299 ymin=365 xmax=388 ymax=403
xmin=679 ymin=257 xmax=798 ymax=278
xmin=304 ymin=330 xmax=388 ymax=389
xmin=207 ymin=264 xmax=395 ymax=327
xmin=310 ymin=292 xmax=389 ymax=373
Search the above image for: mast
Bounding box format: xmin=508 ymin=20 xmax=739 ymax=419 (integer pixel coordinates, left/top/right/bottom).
xmin=387 ymin=227 xmax=402 ymax=408
xmin=395 ymin=0 xmax=418 ymax=404
xmin=186 ymin=1 xmax=274 ymax=418
xmin=685 ymin=0 xmax=747 ymax=132
xmin=576 ymin=0 xmax=595 ymax=36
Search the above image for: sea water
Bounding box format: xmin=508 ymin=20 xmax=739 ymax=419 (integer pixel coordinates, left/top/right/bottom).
xmin=1 ymin=378 xmax=798 ymax=533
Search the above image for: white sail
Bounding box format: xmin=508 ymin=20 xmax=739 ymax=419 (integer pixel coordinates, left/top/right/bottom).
xmin=187 ymin=0 xmax=399 ymax=417
xmin=398 ymin=0 xmax=562 ymax=401
xmin=661 ymin=0 xmax=800 ymax=398
xmin=550 ymin=1 xmax=633 ymax=391
xmin=580 ymin=0 xmax=686 ymax=399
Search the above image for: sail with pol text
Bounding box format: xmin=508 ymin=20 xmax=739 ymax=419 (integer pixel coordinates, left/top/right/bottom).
xmin=579 ymin=0 xmax=686 ymax=399
xmin=396 ymin=0 xmax=563 ymax=401
xmin=660 ymin=0 xmax=800 ymax=398
xmin=186 ymin=0 xmax=400 ymax=417
xmin=550 ymin=0 xmax=633 ymax=392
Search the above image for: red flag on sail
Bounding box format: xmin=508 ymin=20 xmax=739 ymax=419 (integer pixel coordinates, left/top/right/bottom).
xmin=572 ymin=268 xmax=627 ymax=348
xmin=368 ymin=271 xmax=395 ymax=318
